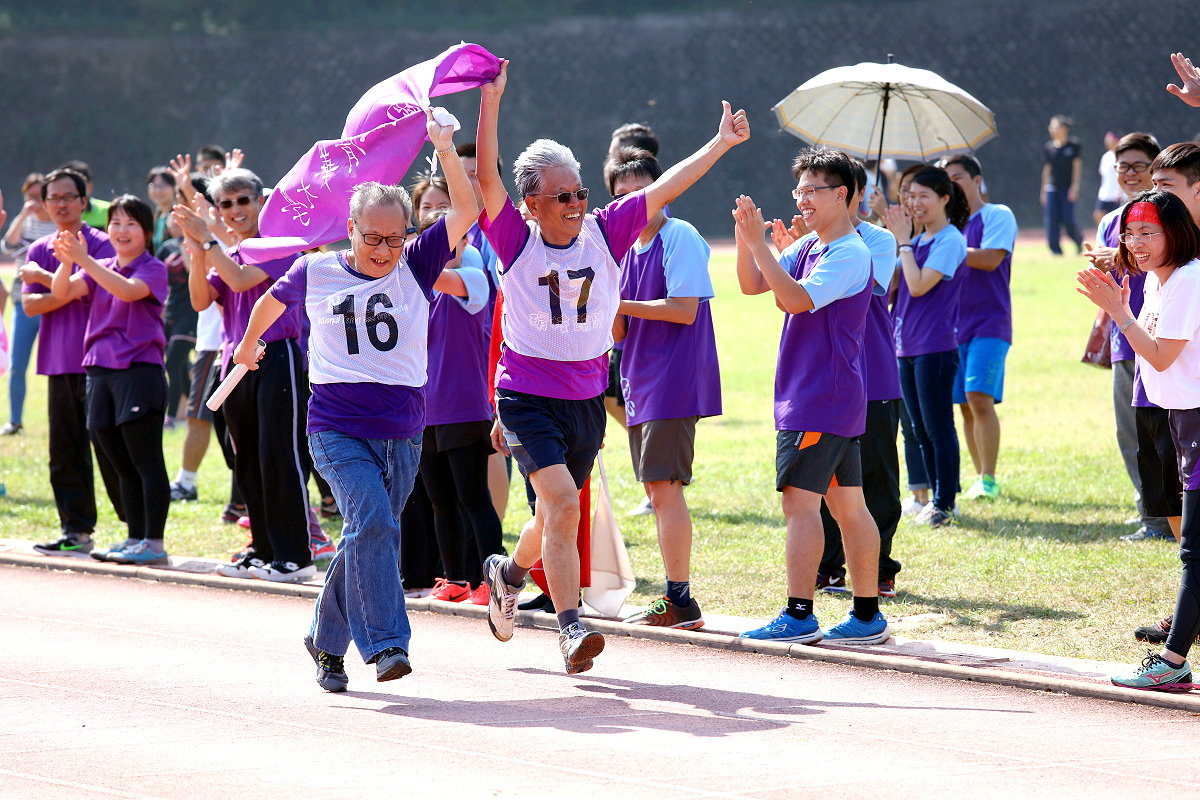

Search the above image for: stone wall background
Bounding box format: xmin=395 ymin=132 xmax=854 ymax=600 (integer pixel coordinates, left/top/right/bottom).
xmin=2 ymin=0 xmax=1199 ymax=235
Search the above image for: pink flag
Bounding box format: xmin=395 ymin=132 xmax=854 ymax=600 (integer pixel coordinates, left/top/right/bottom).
xmin=241 ymin=43 xmax=501 ymax=264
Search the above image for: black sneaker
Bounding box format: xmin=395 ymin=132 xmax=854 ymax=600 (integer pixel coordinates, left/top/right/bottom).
xmin=303 ymin=635 xmax=348 ymax=692
xmin=815 ymin=573 xmax=850 ymax=594
xmin=372 ymin=647 xmax=412 ymax=682
xmin=219 ymin=503 xmax=246 ymax=524
xmin=33 ymin=534 xmax=93 ymax=556
xmin=517 ymin=591 xmax=581 ymax=613
xmin=169 ymin=482 xmax=198 ymax=502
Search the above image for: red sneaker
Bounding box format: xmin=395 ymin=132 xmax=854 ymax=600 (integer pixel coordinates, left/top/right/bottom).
xmin=467 ymin=583 xmax=491 ymax=605
xmin=429 ymin=578 xmax=471 ymax=602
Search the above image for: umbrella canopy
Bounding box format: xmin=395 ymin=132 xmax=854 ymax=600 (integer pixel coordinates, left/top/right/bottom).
xmin=773 ymin=61 xmax=996 ymax=162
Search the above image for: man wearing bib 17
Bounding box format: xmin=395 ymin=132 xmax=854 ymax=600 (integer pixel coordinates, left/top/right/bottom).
xmin=232 ymin=108 xmax=477 ymax=692
xmin=732 ymin=147 xmax=889 ymax=646
xmin=474 ymin=61 xmax=749 ymax=674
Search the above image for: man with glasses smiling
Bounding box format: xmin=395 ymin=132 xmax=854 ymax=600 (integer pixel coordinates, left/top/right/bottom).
xmin=174 ymin=168 xmax=314 ymax=583
xmin=473 ymin=62 xmax=749 ymax=674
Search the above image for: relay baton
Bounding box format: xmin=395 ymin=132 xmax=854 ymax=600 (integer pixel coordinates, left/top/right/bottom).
xmin=206 ymin=339 xmax=265 ymax=412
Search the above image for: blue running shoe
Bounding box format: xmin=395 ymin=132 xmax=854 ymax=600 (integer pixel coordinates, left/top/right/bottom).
xmin=822 ymin=611 xmax=890 ymax=645
xmin=1111 ymin=652 xmax=1193 ymax=692
xmin=739 ymin=610 xmax=823 ymax=644
xmin=108 ymin=540 xmax=169 ymax=565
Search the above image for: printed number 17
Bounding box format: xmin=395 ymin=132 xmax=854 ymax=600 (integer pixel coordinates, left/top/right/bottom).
xmin=537 ymin=267 xmax=595 ymax=324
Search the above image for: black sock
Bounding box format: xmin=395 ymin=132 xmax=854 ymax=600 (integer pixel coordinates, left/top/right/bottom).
xmin=557 ymin=608 xmax=580 ymax=630
xmin=786 ymin=597 xmax=813 ymax=620
xmin=666 ymin=580 xmax=691 ymax=606
xmin=853 ymin=595 xmax=880 ymax=621
xmin=501 ymin=558 xmax=529 ymax=588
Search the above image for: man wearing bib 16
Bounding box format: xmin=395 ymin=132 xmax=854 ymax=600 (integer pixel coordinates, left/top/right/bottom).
xmin=732 ymin=147 xmax=889 ymax=646
xmin=232 ymin=109 xmax=476 ymax=691
xmin=474 ymin=61 xmax=749 ymax=674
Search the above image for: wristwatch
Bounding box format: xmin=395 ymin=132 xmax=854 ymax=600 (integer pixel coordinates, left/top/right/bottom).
xmin=202 ymin=239 xmax=220 ymax=251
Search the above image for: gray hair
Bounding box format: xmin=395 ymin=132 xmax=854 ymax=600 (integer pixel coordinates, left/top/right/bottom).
xmin=513 ymin=139 xmax=581 ymax=198
xmin=348 ymin=181 xmax=413 ymax=226
xmin=208 ymin=168 xmax=263 ymax=200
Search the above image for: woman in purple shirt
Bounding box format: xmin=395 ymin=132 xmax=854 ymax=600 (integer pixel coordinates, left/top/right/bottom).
xmin=49 ymin=195 xmax=171 ymax=564
xmin=883 ymin=167 xmax=969 ymax=528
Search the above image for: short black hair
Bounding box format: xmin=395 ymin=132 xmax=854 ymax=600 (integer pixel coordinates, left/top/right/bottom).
xmin=604 ymin=146 xmax=663 ymax=196
xmin=146 ymin=166 xmax=176 ymax=188
xmin=1152 ymin=141 xmax=1200 ymax=186
xmin=41 ymin=168 xmax=87 ymax=200
xmin=909 ymin=166 xmax=971 ymax=229
xmin=456 ymin=140 xmax=502 ymax=169
xmin=791 ymin=147 xmax=855 ymax=208
xmin=1114 ymin=190 xmax=1200 ymax=276
xmin=107 ymin=194 xmax=156 ymax=251
xmin=58 ymin=160 xmax=91 ymax=181
xmin=847 ymin=156 xmax=868 ymax=196
xmin=610 ymin=123 xmax=659 ymax=156
xmin=197 ymin=144 xmax=226 ymax=163
xmin=941 ymin=154 xmax=982 ymax=179
xmin=1115 ymin=132 xmax=1161 ymax=161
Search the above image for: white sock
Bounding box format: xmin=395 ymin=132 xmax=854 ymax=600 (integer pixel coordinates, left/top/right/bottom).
xmin=176 ymin=469 xmax=197 ymax=490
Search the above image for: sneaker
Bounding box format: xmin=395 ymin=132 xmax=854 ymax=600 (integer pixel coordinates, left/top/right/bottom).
xmin=916 ymin=505 xmax=955 ymax=528
xmin=169 ymin=482 xmax=198 ymax=502
xmin=1124 ymin=516 xmax=1142 ymax=526
xmin=1134 ymin=615 xmax=1173 ymax=644
xmin=900 ymin=496 xmax=926 ymax=517
xmin=467 ymin=583 xmax=491 ymax=606
xmin=219 ymin=504 xmax=246 ymax=524
xmin=403 ymin=586 xmax=433 ymax=599
xmin=310 ymin=534 xmax=336 ymax=561
xmin=1120 ymin=527 xmax=1173 ymax=542
xmin=107 ymin=540 xmax=169 ymax=565
xmin=249 ymin=561 xmax=317 ymax=583
xmin=1110 ymin=652 xmax=1193 ymax=692
xmin=372 ymin=647 xmax=412 ymax=682
xmin=739 ymin=610 xmax=823 ymax=644
xmin=822 ymin=611 xmax=891 ymax=645
xmin=878 ymin=579 xmax=897 ymax=598
xmin=91 ymin=540 xmax=134 ymax=561
xmin=0 ymin=422 xmax=23 ymax=435
xmin=319 ymin=497 xmax=341 ymax=519
xmin=963 ymin=477 xmax=1000 ymax=500
xmin=815 ymin=573 xmax=850 ymax=594
xmin=303 ymin=635 xmax=348 ymax=692
xmin=623 ymin=596 xmax=704 ymax=630
xmin=428 ymin=578 xmax=472 ymax=602
xmin=558 ymin=622 xmax=605 ymax=674
xmin=216 ymin=555 xmax=266 ymax=579
xmin=483 ymin=554 xmax=523 ymax=642
xmin=517 ymin=592 xmax=556 ymax=612
xmin=33 ymin=534 xmax=94 ymax=556
xmin=626 ymin=497 xmax=654 ymax=517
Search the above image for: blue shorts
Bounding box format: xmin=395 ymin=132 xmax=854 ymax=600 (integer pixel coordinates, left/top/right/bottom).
xmin=953 ymin=337 xmax=1009 ymax=404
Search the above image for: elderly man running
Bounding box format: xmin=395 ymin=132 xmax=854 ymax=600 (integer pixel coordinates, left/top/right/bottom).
xmin=474 ymin=62 xmax=749 ymax=673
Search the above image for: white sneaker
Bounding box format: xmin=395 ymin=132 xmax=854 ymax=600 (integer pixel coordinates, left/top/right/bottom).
xmin=900 ymin=496 xmax=926 ymax=517
xmin=483 ymin=554 xmax=522 ymax=642
xmin=913 ymin=502 xmax=936 ymax=524
xmin=249 ymin=561 xmax=317 ymax=583
xmin=626 ymin=497 xmax=654 ymax=517
xmin=216 ymin=556 xmax=265 ymax=578
xmin=403 ymin=586 xmax=433 ymax=598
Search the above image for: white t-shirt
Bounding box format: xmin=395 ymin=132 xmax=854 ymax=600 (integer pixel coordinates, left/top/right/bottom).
xmin=1137 ymin=259 xmax=1200 ymax=409
xmin=1097 ymin=149 xmax=1122 ymax=204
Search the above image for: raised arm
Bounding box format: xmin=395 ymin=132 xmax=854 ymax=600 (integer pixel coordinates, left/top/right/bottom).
xmin=427 ymin=108 xmax=478 ymax=247
xmin=1166 ymin=52 xmax=1200 ymax=108
xmin=1077 ymin=267 xmax=1187 ymax=371
xmin=173 ymin=201 xmax=266 ymax=293
xmin=174 ymin=209 xmax=219 ymax=312
xmin=49 ymin=234 xmax=88 ymax=303
xmin=476 ymin=60 xmax=509 ymax=223
xmin=51 ymin=230 xmax=150 ymax=303
xmin=732 ymin=195 xmax=813 ymax=313
xmin=883 ymin=205 xmax=941 ymax=296
xmin=643 ymin=101 xmax=749 ymax=221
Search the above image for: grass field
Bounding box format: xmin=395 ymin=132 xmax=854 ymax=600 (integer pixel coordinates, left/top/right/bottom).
xmin=0 ymin=238 xmax=1179 ymax=663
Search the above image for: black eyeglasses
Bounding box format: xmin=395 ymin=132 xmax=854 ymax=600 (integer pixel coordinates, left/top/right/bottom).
xmin=1115 ymin=162 xmax=1151 ymax=174
xmin=355 ymin=223 xmax=417 ymax=249
xmin=218 ymin=195 xmax=255 ymax=210
xmin=45 ymin=193 xmax=81 ymax=204
xmin=539 ymin=188 xmax=589 ymax=204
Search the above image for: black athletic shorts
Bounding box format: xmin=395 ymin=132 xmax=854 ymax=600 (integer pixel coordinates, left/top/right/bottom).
xmin=496 ymin=389 xmax=605 ymax=489
xmin=605 ymin=348 xmax=625 ymax=406
xmin=423 ymin=419 xmax=494 ymax=454
xmin=85 ymin=363 xmax=167 ymax=430
xmin=775 ymin=430 xmax=862 ymax=494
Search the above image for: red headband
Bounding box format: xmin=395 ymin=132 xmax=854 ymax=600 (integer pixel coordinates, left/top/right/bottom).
xmin=1126 ymin=201 xmax=1162 ymax=226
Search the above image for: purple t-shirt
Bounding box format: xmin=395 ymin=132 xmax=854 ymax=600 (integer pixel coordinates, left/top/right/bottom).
xmin=775 ymin=232 xmax=874 ymax=437
xmin=426 ymin=249 xmax=493 ymax=427
xmin=24 ymin=224 xmax=115 ymax=375
xmin=481 ymin=191 xmax=648 ymax=400
xmin=618 ymin=217 xmax=721 ymax=425
xmin=269 ymin=219 xmax=452 ymax=439
xmin=957 ymin=203 xmax=1017 ymax=344
xmin=209 ymin=246 xmax=302 ymax=365
xmin=82 ymin=252 xmax=169 ymax=369
xmin=856 ymin=221 xmax=902 ymax=402
xmin=892 ymin=225 xmax=968 ymax=357
xmin=1098 ymin=204 xmax=1148 ymax=365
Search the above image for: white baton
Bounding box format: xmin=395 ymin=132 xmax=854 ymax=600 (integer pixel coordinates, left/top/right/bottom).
xmin=206 ymin=339 xmax=266 ymax=412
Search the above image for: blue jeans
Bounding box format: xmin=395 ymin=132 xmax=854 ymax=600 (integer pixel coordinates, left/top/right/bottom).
xmin=9 ymin=300 xmax=40 ymax=425
xmin=308 ymin=430 xmax=422 ymax=663
xmin=1044 ymin=186 xmax=1082 ymax=255
xmin=898 ymin=350 xmax=960 ymax=511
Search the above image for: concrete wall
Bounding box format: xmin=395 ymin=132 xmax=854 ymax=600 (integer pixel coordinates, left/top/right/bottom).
xmin=3 ymin=0 xmax=1199 ymax=236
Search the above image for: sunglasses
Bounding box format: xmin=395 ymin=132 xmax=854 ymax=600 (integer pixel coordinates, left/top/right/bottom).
xmin=538 ymin=188 xmax=589 ymax=204
xmin=218 ymin=195 xmax=255 ymax=210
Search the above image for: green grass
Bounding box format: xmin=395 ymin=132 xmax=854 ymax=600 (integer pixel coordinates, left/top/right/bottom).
xmin=0 ymin=241 xmax=1179 ymax=662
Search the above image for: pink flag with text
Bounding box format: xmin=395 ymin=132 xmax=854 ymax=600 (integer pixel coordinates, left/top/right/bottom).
xmin=241 ymin=42 xmax=501 ymax=264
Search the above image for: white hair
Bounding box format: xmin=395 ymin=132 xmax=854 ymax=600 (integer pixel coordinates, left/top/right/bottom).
xmin=208 ymin=168 xmax=263 ymax=199
xmin=513 ymin=139 xmax=581 ymax=198
xmin=348 ymin=181 xmax=413 ymax=225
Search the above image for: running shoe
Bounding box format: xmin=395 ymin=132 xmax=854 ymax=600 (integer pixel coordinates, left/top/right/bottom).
xmin=900 ymin=496 xmax=926 ymax=517
xmin=739 ymin=610 xmax=823 ymax=644
xmin=403 ymin=586 xmax=433 ymax=599
xmin=216 ymin=555 xmax=266 ymax=579
xmin=303 ymin=635 xmax=348 ymax=692
xmin=483 ymin=554 xmax=523 ymax=642
xmin=91 ymin=540 xmax=135 ymax=561
xmin=428 ymin=578 xmax=472 ymax=602
xmin=822 ymin=611 xmax=891 ymax=645
xmin=517 ymin=592 xmax=556 ymax=612
xmin=0 ymin=422 xmax=23 ymax=435
xmin=1135 ymin=615 xmax=1173 ymax=644
xmin=33 ymin=534 xmax=94 ymax=556
xmin=1120 ymin=527 xmax=1173 ymax=542
xmin=1111 ymin=652 xmax=1193 ymax=692
xmin=626 ymin=497 xmax=654 ymax=517
xmin=310 ymin=533 xmax=336 ymax=561
xmin=559 ymin=622 xmax=605 ymax=674
xmin=169 ymin=482 xmax=198 ymax=502
xmin=623 ymin=596 xmax=704 ymax=630
xmin=878 ymin=578 xmax=897 ymax=598
xmin=372 ymin=647 xmax=412 ymax=682
xmin=467 ymin=583 xmax=491 ymax=606
xmin=219 ymin=504 xmax=245 ymax=524
xmin=319 ymin=498 xmax=341 ymax=519
xmin=248 ymin=561 xmax=317 ymax=583
xmin=816 ymin=573 xmax=851 ymax=594
xmin=963 ymin=477 xmax=1000 ymax=500
xmin=108 ymin=540 xmax=169 ymax=565
xmin=916 ymin=505 xmax=955 ymax=529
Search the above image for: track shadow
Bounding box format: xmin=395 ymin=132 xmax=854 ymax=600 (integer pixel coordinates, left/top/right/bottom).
xmin=348 ymin=671 xmax=1027 ymax=737
xmin=897 ymin=592 xmax=1085 ymax=622
xmin=959 ymin=517 xmax=1148 ymax=544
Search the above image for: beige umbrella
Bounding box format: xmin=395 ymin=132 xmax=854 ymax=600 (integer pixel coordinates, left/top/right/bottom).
xmin=772 ymin=58 xmax=997 ymax=162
